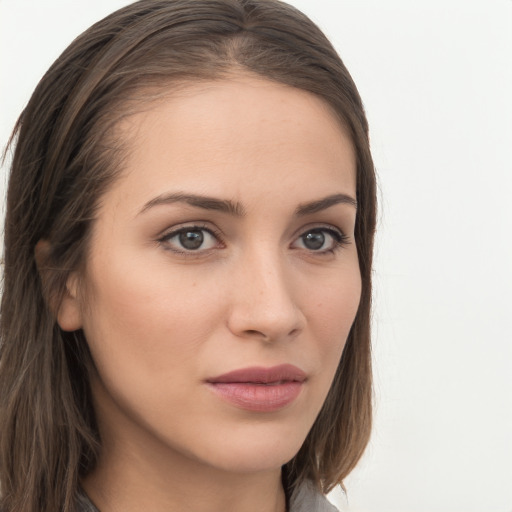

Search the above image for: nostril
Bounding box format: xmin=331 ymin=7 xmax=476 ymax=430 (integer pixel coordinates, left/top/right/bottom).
xmin=245 ymin=329 xmax=265 ymax=338
xmin=228 ymin=289 xmax=306 ymax=341
xmin=241 ymin=327 xmax=301 ymax=341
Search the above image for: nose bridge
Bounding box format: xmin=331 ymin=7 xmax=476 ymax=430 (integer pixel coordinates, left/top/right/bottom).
xmin=228 ymin=243 xmax=304 ymax=341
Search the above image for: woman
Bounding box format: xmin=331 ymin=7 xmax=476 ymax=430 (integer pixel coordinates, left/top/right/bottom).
xmin=0 ymin=1 xmax=376 ymax=511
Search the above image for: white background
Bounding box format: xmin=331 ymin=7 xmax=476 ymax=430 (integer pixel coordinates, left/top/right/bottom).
xmin=1 ymin=1 xmax=511 ymax=511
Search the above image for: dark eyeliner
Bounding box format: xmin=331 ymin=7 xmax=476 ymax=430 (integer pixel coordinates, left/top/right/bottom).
xmin=298 ymin=226 xmax=351 ymax=255
xmin=157 ymin=224 xmax=224 ymax=254
xmin=320 ymin=228 xmax=350 ymax=253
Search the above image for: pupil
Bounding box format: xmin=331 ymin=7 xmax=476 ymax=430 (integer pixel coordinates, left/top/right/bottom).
xmin=179 ymin=230 xmax=204 ymax=250
xmin=303 ymin=231 xmax=325 ymax=250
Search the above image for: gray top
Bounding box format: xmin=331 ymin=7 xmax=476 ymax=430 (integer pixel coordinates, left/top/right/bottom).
xmin=288 ymin=482 xmax=340 ymax=512
xmin=77 ymin=481 xmax=339 ymax=512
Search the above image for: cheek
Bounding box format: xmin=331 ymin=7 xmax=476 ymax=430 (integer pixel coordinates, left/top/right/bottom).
xmin=79 ymin=252 xmax=222 ymax=379
xmin=308 ymin=267 xmax=361 ymax=379
xmin=310 ymin=266 xmax=361 ymax=338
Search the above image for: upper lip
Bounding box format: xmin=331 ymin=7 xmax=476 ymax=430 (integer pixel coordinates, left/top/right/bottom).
xmin=206 ymin=364 xmax=307 ymax=384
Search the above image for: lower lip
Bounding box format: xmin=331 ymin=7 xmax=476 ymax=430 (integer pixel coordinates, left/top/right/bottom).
xmin=206 ymin=381 xmax=303 ymax=412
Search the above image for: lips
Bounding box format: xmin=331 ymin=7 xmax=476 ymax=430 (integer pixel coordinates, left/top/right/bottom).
xmin=206 ymin=364 xmax=306 ymax=412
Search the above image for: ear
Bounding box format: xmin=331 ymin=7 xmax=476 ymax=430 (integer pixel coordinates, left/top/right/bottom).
xmin=35 ymin=240 xmax=83 ymax=332
xmin=56 ymin=272 xmax=83 ymax=332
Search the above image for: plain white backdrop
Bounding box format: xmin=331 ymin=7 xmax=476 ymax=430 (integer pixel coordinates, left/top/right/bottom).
xmin=1 ymin=1 xmax=511 ymax=511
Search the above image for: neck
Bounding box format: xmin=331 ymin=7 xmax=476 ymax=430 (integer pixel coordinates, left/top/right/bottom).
xmin=83 ymin=446 xmax=286 ymax=512
xmin=82 ymin=390 xmax=286 ymax=512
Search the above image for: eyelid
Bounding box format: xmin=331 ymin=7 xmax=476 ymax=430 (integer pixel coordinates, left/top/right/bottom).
xmin=157 ymin=223 xmax=225 ymax=254
xmin=291 ymin=224 xmax=351 ymax=253
xmin=155 ymin=221 xmax=351 ymax=257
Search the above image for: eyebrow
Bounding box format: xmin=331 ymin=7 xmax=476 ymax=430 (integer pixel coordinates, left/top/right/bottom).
xmin=295 ymin=193 xmax=357 ymax=215
xmin=139 ymin=192 xmax=245 ymax=216
xmin=138 ymin=192 xmax=357 ymax=217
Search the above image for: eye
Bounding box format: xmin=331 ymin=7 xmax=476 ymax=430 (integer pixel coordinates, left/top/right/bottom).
xmin=292 ymin=227 xmax=348 ymax=253
xmin=159 ymin=226 xmax=221 ymax=253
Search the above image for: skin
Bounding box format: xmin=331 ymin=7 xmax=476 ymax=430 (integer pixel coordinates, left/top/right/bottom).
xmin=58 ymin=75 xmax=361 ymax=512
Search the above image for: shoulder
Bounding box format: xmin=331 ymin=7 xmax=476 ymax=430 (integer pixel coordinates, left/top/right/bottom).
xmin=289 ymin=481 xmax=340 ymax=512
xmin=75 ymin=482 xmax=339 ymax=512
xmin=75 ymin=488 xmax=100 ymax=512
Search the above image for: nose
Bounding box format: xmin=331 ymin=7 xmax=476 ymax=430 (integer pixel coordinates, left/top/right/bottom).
xmin=226 ymin=250 xmax=306 ymax=343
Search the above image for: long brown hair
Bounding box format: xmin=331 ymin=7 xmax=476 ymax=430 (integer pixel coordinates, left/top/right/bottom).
xmin=0 ymin=1 xmax=377 ymax=511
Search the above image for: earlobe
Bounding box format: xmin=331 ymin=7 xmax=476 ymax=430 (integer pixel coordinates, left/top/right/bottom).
xmin=35 ymin=240 xmax=83 ymax=332
xmin=57 ymin=272 xmax=83 ymax=332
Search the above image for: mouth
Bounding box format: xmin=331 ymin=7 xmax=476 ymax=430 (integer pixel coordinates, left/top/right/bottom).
xmin=205 ymin=364 xmax=307 ymax=412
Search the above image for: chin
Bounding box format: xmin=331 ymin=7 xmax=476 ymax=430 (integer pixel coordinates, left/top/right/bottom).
xmin=180 ymin=421 xmax=310 ymax=475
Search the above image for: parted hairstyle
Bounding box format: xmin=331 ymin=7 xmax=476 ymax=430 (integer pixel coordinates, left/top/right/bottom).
xmin=0 ymin=1 xmax=377 ymax=511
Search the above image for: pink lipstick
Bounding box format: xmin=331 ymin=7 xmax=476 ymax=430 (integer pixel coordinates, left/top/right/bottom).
xmin=206 ymin=364 xmax=306 ymax=412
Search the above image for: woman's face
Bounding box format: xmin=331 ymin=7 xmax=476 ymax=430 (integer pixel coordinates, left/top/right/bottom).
xmin=61 ymin=75 xmax=361 ymax=475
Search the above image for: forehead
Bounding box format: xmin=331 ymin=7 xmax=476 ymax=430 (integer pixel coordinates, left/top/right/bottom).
xmin=105 ymin=75 xmax=356 ymax=214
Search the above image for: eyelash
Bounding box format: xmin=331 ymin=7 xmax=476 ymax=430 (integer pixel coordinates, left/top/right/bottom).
xmin=157 ymin=224 xmax=350 ymax=256
xmin=291 ymin=227 xmax=350 ymax=255
xmin=158 ymin=224 xmax=224 ymax=255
